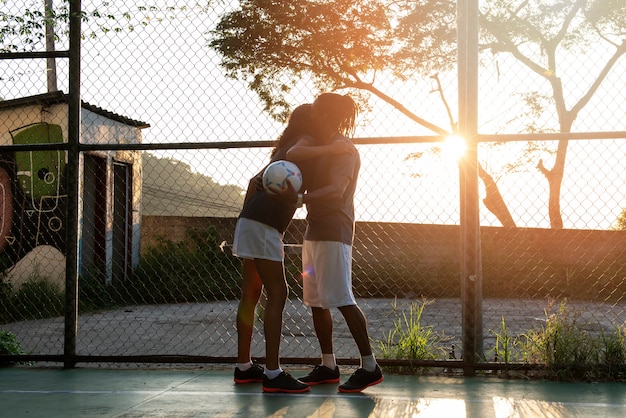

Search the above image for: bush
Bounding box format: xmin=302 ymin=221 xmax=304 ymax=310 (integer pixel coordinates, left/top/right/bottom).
xmin=124 ymin=226 xmax=241 ymax=304
xmin=0 ymin=280 xmax=13 ymax=324
xmin=12 ymin=279 xmax=64 ymax=321
xmin=79 ymin=268 xmax=115 ymax=313
xmin=0 ymin=275 xmax=65 ymax=324
xmin=0 ymin=330 xmax=27 ymax=366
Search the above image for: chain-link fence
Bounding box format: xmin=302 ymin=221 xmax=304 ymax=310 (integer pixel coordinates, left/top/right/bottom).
xmin=1 ymin=1 xmax=626 ymax=376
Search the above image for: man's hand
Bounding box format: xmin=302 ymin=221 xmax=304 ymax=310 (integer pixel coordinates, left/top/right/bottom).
xmin=329 ymin=137 xmax=356 ymax=155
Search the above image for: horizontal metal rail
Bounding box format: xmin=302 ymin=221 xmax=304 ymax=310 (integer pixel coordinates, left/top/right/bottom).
xmin=1 ymin=131 xmax=623 ymax=153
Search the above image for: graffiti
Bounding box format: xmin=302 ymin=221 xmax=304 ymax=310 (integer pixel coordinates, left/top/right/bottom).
xmin=1 ymin=123 xmax=67 ymax=273
xmin=0 ymin=166 xmax=12 ymax=253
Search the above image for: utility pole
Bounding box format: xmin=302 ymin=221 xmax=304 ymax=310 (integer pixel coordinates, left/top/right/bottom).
xmin=45 ymin=0 xmax=58 ymax=92
xmin=457 ymin=0 xmax=483 ymax=375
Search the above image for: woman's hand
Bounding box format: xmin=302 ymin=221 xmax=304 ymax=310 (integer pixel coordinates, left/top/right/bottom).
xmin=254 ymin=174 xmax=264 ymax=191
xmin=269 ymin=179 xmax=299 ymax=205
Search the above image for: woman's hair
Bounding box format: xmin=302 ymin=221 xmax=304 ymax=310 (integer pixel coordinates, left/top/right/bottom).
xmin=271 ymin=103 xmax=314 ymax=157
xmin=313 ymin=93 xmax=358 ymax=137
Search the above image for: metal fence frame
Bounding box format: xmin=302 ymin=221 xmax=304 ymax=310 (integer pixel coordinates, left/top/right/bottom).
xmin=1 ymin=0 xmax=626 ymax=377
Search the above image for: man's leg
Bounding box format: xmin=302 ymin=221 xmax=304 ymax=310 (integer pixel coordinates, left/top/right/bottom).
xmin=312 ymin=306 xmax=334 ymax=354
xmin=338 ymin=304 xmax=372 ymax=357
xmin=297 ymin=306 xmax=341 ymax=385
xmin=298 ymin=240 xmax=340 ymax=385
xmin=337 ymin=304 xmax=383 ymax=393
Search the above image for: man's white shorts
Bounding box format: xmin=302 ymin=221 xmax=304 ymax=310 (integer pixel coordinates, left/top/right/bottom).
xmin=302 ymin=240 xmax=356 ymax=309
xmin=232 ymin=217 xmax=284 ymax=262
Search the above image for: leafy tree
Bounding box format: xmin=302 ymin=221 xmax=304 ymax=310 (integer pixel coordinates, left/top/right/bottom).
xmin=480 ymin=0 xmax=626 ymax=228
xmin=613 ymin=208 xmax=626 ymax=231
xmin=0 ymin=1 xmax=204 ymax=53
xmin=209 ymin=0 xmax=626 ymax=229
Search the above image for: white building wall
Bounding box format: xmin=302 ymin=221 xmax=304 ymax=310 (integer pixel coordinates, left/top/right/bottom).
xmin=0 ymin=102 xmax=144 ymax=287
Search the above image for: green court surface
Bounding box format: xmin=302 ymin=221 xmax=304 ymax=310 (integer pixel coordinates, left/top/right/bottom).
xmin=1 ymin=366 xmax=625 ymax=417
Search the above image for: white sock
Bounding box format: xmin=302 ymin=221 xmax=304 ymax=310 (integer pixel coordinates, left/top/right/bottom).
xmin=264 ymin=367 xmax=283 ymax=380
xmin=322 ymin=354 xmax=336 ymax=370
xmin=236 ymin=361 xmax=252 ymax=371
xmin=361 ymin=355 xmax=377 ymax=372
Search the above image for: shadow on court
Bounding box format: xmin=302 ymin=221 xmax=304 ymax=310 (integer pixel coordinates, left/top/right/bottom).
xmin=1 ymin=366 xmax=626 ymax=417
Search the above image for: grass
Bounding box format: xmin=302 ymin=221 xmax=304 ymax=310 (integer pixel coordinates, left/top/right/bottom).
xmin=376 ymin=298 xmax=448 ymax=373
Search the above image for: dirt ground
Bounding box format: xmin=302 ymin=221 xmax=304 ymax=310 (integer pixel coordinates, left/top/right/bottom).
xmin=5 ymin=298 xmax=626 ymax=365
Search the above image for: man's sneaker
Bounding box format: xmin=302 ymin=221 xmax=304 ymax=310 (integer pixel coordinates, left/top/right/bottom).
xmin=299 ymin=365 xmax=340 ymax=386
xmin=234 ymin=363 xmax=264 ymax=384
xmin=337 ymin=366 xmax=383 ymax=393
xmin=262 ymin=371 xmax=310 ymax=393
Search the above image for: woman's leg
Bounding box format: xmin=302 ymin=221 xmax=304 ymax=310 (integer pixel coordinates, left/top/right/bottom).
xmin=236 ymin=258 xmax=263 ymax=363
xmin=254 ymin=258 xmax=288 ymax=371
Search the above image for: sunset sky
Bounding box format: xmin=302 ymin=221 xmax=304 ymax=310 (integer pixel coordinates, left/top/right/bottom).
xmin=2 ymin=1 xmax=625 ymax=229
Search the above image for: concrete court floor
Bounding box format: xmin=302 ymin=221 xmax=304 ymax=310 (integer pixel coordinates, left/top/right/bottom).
xmin=1 ymin=366 xmax=626 ymax=417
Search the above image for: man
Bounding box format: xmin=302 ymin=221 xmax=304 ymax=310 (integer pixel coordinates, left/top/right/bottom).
xmin=285 ymin=93 xmax=383 ymax=393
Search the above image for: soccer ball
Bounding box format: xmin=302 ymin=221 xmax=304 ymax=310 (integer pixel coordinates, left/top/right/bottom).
xmin=262 ymin=160 xmax=303 ymax=195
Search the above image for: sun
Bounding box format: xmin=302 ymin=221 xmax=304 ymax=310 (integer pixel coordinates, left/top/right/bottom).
xmin=442 ymin=135 xmax=467 ymax=162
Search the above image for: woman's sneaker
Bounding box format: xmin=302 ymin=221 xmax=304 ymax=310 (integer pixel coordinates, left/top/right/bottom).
xmin=298 ymin=365 xmax=340 ymax=385
xmin=234 ymin=363 xmax=264 ymax=384
xmin=262 ymin=371 xmax=310 ymax=393
xmin=337 ymin=366 xmax=383 ymax=393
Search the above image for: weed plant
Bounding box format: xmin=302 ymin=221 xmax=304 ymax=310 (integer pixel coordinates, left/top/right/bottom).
xmin=376 ymin=298 xmax=447 ymax=373
xmin=490 ymin=316 xmax=521 ymax=365
xmin=520 ymin=300 xmax=626 ymax=380
xmin=599 ymin=325 xmax=626 ymax=379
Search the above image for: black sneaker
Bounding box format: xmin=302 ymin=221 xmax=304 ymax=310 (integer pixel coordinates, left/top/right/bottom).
xmin=299 ymin=365 xmax=340 ymax=386
xmin=262 ymin=371 xmax=310 ymax=393
xmin=337 ymin=366 xmax=383 ymax=393
xmin=234 ymin=363 xmax=264 ymax=384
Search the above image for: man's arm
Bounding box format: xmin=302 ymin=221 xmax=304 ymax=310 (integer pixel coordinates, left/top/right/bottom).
xmin=302 ymin=171 xmax=350 ymax=205
xmin=272 ymin=170 xmax=350 ymax=207
xmin=286 ymin=136 xmax=354 ymax=162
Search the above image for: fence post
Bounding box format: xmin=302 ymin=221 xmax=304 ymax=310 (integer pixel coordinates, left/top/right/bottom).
xmin=64 ymin=0 xmax=82 ymax=369
xmin=457 ymin=0 xmax=483 ymax=375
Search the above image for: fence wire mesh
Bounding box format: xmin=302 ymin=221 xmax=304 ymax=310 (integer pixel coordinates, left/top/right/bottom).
xmin=1 ymin=1 xmax=626 ymax=375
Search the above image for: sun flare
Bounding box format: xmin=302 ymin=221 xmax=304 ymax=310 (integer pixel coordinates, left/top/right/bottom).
xmin=442 ymin=135 xmax=467 ymax=161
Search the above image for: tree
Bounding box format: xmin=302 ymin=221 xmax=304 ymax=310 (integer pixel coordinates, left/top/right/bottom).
xmin=480 ymin=0 xmax=626 ymax=228
xmin=613 ymin=208 xmax=626 ymax=231
xmin=209 ymin=0 xmax=626 ymax=229
xmin=0 ymin=1 xmax=202 ymax=53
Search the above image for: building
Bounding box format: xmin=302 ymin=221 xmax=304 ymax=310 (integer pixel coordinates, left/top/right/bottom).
xmin=0 ymin=91 xmax=149 ymax=288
